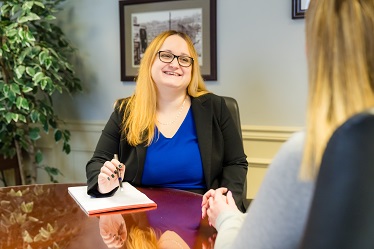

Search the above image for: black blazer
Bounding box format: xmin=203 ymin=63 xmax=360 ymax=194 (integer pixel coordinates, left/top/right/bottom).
xmin=86 ymin=93 xmax=248 ymax=211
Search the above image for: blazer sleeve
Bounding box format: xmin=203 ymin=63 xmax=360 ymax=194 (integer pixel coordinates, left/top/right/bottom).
xmin=299 ymin=113 xmax=374 ymax=249
xmin=86 ymin=107 xmax=122 ymax=197
xmin=214 ymin=96 xmax=248 ymax=211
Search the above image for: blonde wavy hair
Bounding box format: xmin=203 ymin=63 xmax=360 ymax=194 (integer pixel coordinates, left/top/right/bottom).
xmin=117 ymin=30 xmax=209 ymax=146
xmin=126 ymin=226 xmax=158 ymax=249
xmin=300 ymin=0 xmax=374 ymax=180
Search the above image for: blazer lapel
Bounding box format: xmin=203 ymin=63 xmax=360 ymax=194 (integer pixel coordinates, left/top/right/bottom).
xmin=191 ymin=96 xmax=212 ymax=187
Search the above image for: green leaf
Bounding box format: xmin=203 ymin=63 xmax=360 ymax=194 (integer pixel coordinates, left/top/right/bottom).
xmin=18 ymin=27 xmax=25 ymax=40
xmin=40 ymin=79 xmax=48 ymax=90
xmin=35 ymin=151 xmax=43 ymax=164
xmin=44 ymin=166 xmax=63 ymax=176
xmin=29 ymin=127 xmax=41 ymax=141
xmin=2 ymin=84 xmax=10 ymax=97
xmin=45 ymin=15 xmax=56 ymax=20
xmin=30 ymin=110 xmax=39 ymax=123
xmin=2 ymin=43 xmax=10 ymax=52
xmin=6 ymin=29 xmax=18 ymax=37
xmin=30 ymin=46 xmax=41 ymax=58
xmin=22 ymin=86 xmax=33 ymax=93
xmin=11 ymin=4 xmax=22 ymax=16
xmin=65 ymin=62 xmax=73 ymax=71
xmin=18 ymin=114 xmax=26 ymax=123
xmin=33 ymin=2 xmax=45 ymax=9
xmin=49 ymin=119 xmax=57 ymax=129
xmin=26 ymin=67 xmax=36 ymax=77
xmin=54 ymin=130 xmax=62 ymax=142
xmin=22 ymin=1 xmax=34 ymax=10
xmin=32 ymin=72 xmax=44 ymax=84
xmin=16 ymin=97 xmax=29 ymax=110
xmin=45 ymin=58 xmax=52 ymax=70
xmin=15 ymin=65 xmax=26 ymax=79
xmin=0 ymin=4 xmax=10 ymax=15
xmin=11 ymin=113 xmax=19 ymax=122
xmin=63 ymin=143 xmax=71 ymax=154
xmin=39 ymin=50 xmax=48 ymax=64
xmin=25 ymin=31 xmax=36 ymax=43
xmin=5 ymin=113 xmax=13 ymax=123
xmin=10 ymin=83 xmax=21 ymax=95
xmin=18 ymin=13 xmax=40 ymax=23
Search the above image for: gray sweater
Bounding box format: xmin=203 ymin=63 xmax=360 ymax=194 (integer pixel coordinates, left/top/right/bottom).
xmin=214 ymin=131 xmax=315 ymax=249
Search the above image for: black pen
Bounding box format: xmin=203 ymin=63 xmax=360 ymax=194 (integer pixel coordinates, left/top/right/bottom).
xmin=113 ymin=154 xmax=124 ymax=191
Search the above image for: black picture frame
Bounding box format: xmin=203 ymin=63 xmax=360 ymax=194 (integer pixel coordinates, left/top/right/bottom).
xmin=292 ymin=0 xmax=309 ymax=19
xmin=119 ymin=0 xmax=217 ymax=81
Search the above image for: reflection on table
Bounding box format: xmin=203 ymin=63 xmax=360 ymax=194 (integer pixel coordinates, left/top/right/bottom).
xmin=0 ymin=183 xmax=216 ymax=248
xmin=99 ymin=213 xmax=191 ymax=248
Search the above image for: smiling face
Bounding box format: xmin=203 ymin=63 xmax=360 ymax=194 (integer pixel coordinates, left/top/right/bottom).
xmin=151 ymin=35 xmax=192 ymax=91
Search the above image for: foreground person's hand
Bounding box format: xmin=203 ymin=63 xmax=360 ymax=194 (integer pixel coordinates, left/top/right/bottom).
xmin=206 ymin=190 xmax=239 ymax=228
xmin=201 ymin=187 xmax=228 ymax=219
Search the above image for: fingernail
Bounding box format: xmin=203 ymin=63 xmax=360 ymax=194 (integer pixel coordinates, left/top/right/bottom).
xmin=111 ymin=174 xmax=115 ymax=178
xmin=107 ymin=177 xmax=110 ymax=181
xmin=118 ymin=164 xmax=122 ymax=169
xmin=114 ymin=170 xmax=118 ymax=174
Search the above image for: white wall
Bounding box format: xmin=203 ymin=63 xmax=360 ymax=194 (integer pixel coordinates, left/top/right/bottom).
xmin=55 ymin=0 xmax=308 ymax=127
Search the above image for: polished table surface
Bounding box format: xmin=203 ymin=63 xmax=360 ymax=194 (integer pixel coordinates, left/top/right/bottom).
xmin=0 ymin=183 xmax=217 ymax=249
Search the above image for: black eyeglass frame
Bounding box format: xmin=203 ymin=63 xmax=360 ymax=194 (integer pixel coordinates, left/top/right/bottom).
xmin=157 ymin=51 xmax=194 ymax=67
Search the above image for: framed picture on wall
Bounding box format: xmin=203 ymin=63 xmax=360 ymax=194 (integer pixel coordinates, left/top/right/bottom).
xmin=119 ymin=0 xmax=217 ymax=81
xmin=292 ymin=0 xmax=310 ymax=19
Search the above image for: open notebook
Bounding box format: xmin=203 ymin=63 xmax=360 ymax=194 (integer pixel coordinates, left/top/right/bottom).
xmin=68 ymin=182 xmax=157 ymax=216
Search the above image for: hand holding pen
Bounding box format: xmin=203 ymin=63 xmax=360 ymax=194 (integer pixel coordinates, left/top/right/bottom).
xmin=97 ymin=154 xmax=125 ymax=194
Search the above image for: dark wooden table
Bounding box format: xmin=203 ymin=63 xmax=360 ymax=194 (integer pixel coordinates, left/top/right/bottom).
xmin=0 ymin=183 xmax=216 ymax=249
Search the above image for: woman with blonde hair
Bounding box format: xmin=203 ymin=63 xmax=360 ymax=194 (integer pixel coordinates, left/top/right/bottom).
xmin=86 ymin=30 xmax=248 ymax=211
xmin=202 ymin=0 xmax=374 ymax=248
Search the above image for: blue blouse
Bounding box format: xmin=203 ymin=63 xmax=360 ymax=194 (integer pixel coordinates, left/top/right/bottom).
xmin=142 ymin=108 xmax=206 ymax=190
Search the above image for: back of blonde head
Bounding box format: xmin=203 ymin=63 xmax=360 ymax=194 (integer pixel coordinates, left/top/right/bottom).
xmin=118 ymin=30 xmax=209 ymax=146
xmin=300 ymin=0 xmax=374 ymax=180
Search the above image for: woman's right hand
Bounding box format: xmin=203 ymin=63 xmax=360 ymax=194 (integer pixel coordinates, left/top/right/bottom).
xmin=98 ymin=158 xmax=125 ymax=194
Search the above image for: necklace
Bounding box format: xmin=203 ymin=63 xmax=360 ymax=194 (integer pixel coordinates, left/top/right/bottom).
xmin=157 ymin=96 xmax=187 ymax=125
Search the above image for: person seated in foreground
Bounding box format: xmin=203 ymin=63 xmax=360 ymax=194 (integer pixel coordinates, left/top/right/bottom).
xmin=201 ymin=0 xmax=374 ymax=248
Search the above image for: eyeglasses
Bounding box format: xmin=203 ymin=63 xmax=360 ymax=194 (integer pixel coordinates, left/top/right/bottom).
xmin=157 ymin=51 xmax=194 ymax=67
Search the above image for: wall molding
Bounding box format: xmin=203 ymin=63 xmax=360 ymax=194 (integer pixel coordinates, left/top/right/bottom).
xmin=242 ymin=125 xmax=302 ymax=166
xmin=240 ymin=125 xmax=303 ymax=198
xmin=242 ymin=125 xmax=303 ymax=141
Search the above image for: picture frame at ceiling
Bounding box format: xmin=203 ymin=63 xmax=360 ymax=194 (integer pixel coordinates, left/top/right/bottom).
xmin=292 ymin=0 xmax=310 ymax=19
xmin=119 ymin=0 xmax=217 ymax=81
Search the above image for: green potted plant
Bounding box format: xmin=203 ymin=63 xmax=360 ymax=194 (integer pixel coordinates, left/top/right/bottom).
xmin=0 ymin=0 xmax=82 ymax=185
